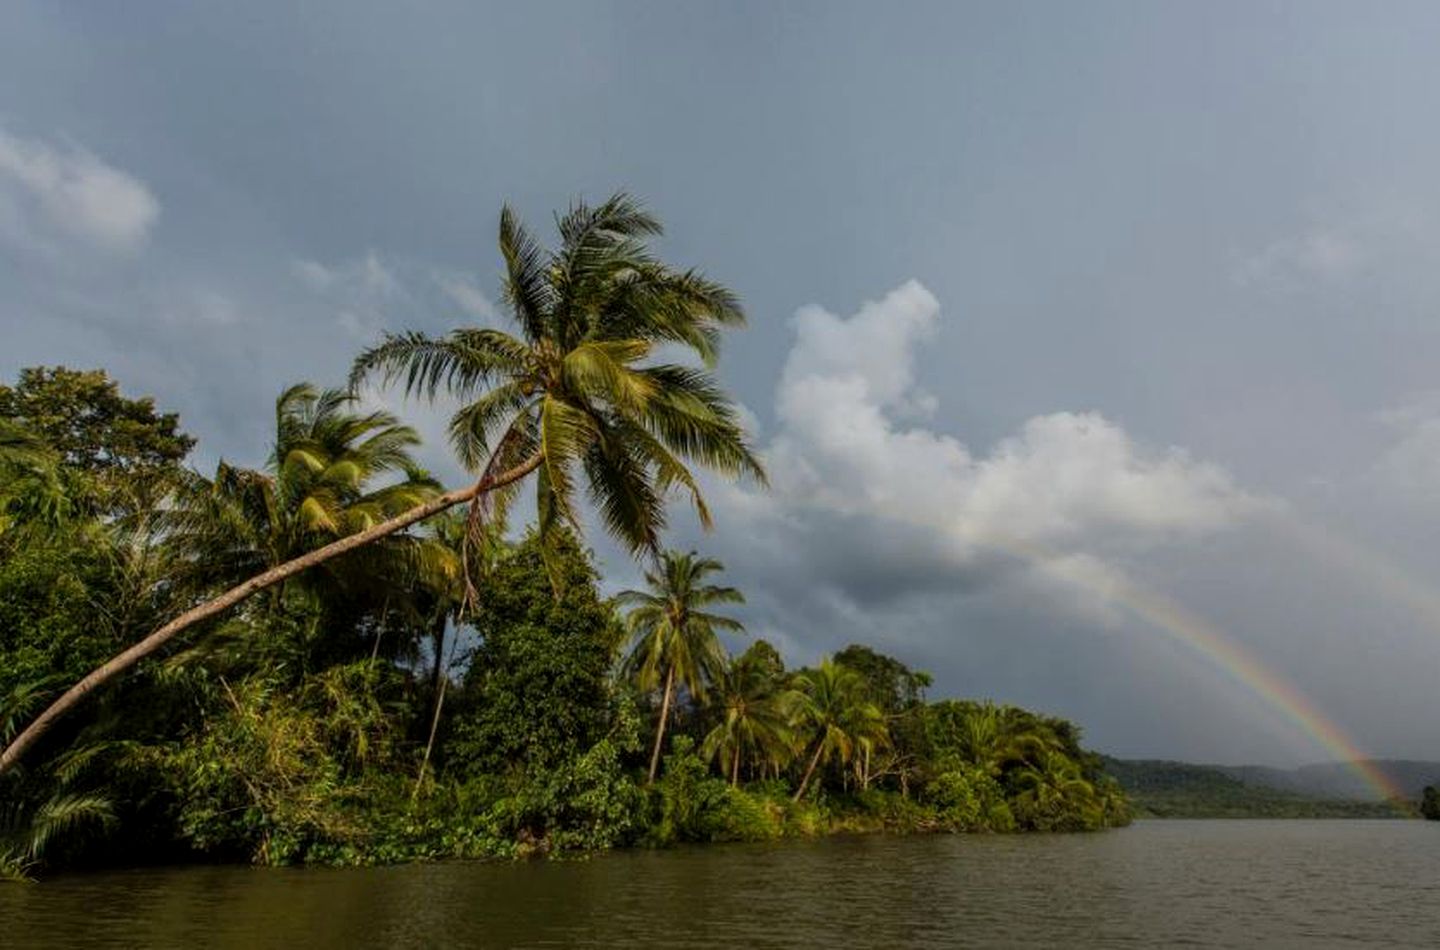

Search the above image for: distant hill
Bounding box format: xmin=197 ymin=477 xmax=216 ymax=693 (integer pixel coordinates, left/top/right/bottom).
xmin=1215 ymin=761 xmax=1440 ymax=802
xmin=1101 ymin=757 xmax=1423 ymax=818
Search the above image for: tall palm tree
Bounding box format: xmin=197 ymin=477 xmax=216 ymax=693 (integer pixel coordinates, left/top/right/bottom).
xmin=0 ymin=193 xmax=762 ymax=775
xmin=620 ymin=550 xmax=744 ymax=783
xmin=701 ymin=650 xmax=793 ymax=785
xmin=788 ymin=659 xmax=888 ymax=802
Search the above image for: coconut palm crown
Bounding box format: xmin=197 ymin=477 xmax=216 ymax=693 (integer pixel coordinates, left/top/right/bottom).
xmin=349 ymin=192 xmax=766 ymax=558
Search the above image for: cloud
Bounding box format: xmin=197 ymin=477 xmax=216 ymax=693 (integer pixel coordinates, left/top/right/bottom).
xmin=293 ymin=253 xmax=502 ymax=342
xmin=435 ymin=272 xmax=499 ymax=321
xmin=1234 ymin=228 xmax=1363 ymax=288
xmin=1372 ymin=393 xmax=1440 ymax=502
xmin=0 ymin=126 xmax=159 ymax=253
xmin=650 ymin=278 xmax=1265 ymax=681
xmin=757 ymin=280 xmax=1259 ymax=563
xmin=292 ymin=250 xmax=403 ymax=339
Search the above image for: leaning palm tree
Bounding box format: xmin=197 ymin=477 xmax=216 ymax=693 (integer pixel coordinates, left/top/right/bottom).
xmin=0 ymin=193 xmax=763 ymax=776
xmin=620 ymin=550 xmax=744 ymax=783
xmin=787 ymin=659 xmax=888 ymax=802
xmin=701 ymin=651 xmax=793 ymax=785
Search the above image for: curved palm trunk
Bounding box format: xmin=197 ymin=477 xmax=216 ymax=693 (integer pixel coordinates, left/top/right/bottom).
xmin=730 ymin=745 xmax=741 ymax=787
xmin=646 ymin=664 xmax=677 ymax=785
xmin=0 ymin=454 xmax=542 ymax=776
xmin=792 ymin=740 xmax=826 ymax=803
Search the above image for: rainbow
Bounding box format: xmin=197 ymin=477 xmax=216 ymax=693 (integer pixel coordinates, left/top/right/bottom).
xmin=976 ymin=533 xmax=1408 ymax=804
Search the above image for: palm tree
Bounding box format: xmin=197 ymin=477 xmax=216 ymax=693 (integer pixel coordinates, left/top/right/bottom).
xmin=787 ymin=659 xmax=888 ymax=802
xmin=167 ymin=383 xmax=443 ymax=616
xmin=701 ymin=650 xmax=793 ymax=785
xmin=0 ymin=193 xmax=762 ymax=775
xmin=620 ymin=550 xmax=744 ymax=783
xmin=1 ymin=683 xmax=115 ymax=881
xmin=411 ymin=509 xmax=508 ymax=798
xmin=1010 ymin=748 xmax=1101 ymax=831
xmin=948 ymin=701 xmax=1057 ymax=778
xmin=0 ymin=420 xmax=69 ymax=536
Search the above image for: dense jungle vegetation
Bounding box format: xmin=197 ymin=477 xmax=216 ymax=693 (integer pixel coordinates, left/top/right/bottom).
xmin=1 ymin=197 xmax=1128 ymax=880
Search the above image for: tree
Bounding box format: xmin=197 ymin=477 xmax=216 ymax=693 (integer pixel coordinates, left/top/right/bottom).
xmin=833 ymin=644 xmax=931 ymax=715
xmin=166 ymin=383 xmax=444 ymax=646
xmin=701 ymin=643 xmax=793 ymax=785
xmin=619 ymin=550 xmax=744 ymax=783
xmin=927 ymin=700 xmax=1052 ymax=778
xmin=0 ymin=421 xmax=70 ymax=536
xmin=1010 ymin=748 xmax=1103 ymax=831
xmin=787 ymin=659 xmax=887 ymax=802
xmin=1423 ymin=785 xmax=1440 ymax=821
xmin=833 ymin=645 xmax=930 ymax=791
xmin=0 ymin=193 xmax=762 ymax=775
xmin=0 ymin=367 xmax=194 ymax=515
xmin=446 ymin=530 xmax=620 ymax=777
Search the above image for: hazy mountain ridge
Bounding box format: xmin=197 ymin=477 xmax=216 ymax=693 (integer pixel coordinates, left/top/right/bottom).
xmin=1215 ymin=761 xmax=1440 ymax=802
xmin=1101 ymin=757 xmax=1437 ymax=818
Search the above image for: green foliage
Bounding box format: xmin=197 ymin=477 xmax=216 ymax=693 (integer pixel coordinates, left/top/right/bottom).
xmin=0 ymin=536 xmax=118 ymax=696
xmin=490 ymin=726 xmax=648 ymax=853
xmin=156 ymin=663 xmax=404 ymax=864
xmin=349 ymin=193 xmax=766 ymax=560
xmin=0 ymin=367 xmax=194 ymax=475
xmin=619 ymin=549 xmax=744 ymax=781
xmin=652 ymin=736 xmax=781 ymax=843
xmin=0 ymin=366 xmax=194 ymax=516
xmin=701 ymin=642 xmax=794 ymax=785
xmin=788 ymin=658 xmax=888 ymax=801
xmin=446 ymin=530 xmax=620 ymax=776
xmin=1422 ymin=786 xmax=1440 ymax=821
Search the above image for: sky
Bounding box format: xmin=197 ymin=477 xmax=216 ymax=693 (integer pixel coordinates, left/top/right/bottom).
xmin=4 ymin=1 xmax=1440 ymax=766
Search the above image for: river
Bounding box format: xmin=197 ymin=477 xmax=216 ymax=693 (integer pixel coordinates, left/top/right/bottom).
xmin=5 ymin=820 xmax=1438 ymax=948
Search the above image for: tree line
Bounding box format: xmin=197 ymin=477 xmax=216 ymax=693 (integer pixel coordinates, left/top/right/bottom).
xmin=1 ymin=196 xmax=1128 ymax=879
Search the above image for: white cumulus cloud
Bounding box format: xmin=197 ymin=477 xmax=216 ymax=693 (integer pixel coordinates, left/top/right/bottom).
xmin=0 ymin=126 xmax=159 ymax=253
xmin=759 ymin=280 xmax=1259 ymax=560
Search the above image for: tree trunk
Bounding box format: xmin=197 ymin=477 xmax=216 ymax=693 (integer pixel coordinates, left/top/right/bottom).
xmin=413 ymin=668 xmax=450 ymax=802
xmin=792 ymin=741 xmax=825 ymax=803
xmin=730 ymin=744 xmax=741 ymax=787
xmin=368 ymin=597 xmax=391 ymax=669
xmin=646 ymin=664 xmax=676 ymax=785
xmin=411 ymin=614 xmax=450 ymax=802
xmin=0 ymin=454 xmax=542 ymax=776
xmin=429 ymin=616 xmax=447 ymax=697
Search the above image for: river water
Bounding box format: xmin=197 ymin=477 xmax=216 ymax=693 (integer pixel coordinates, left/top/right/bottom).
xmin=5 ymin=820 xmax=1439 ymax=948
